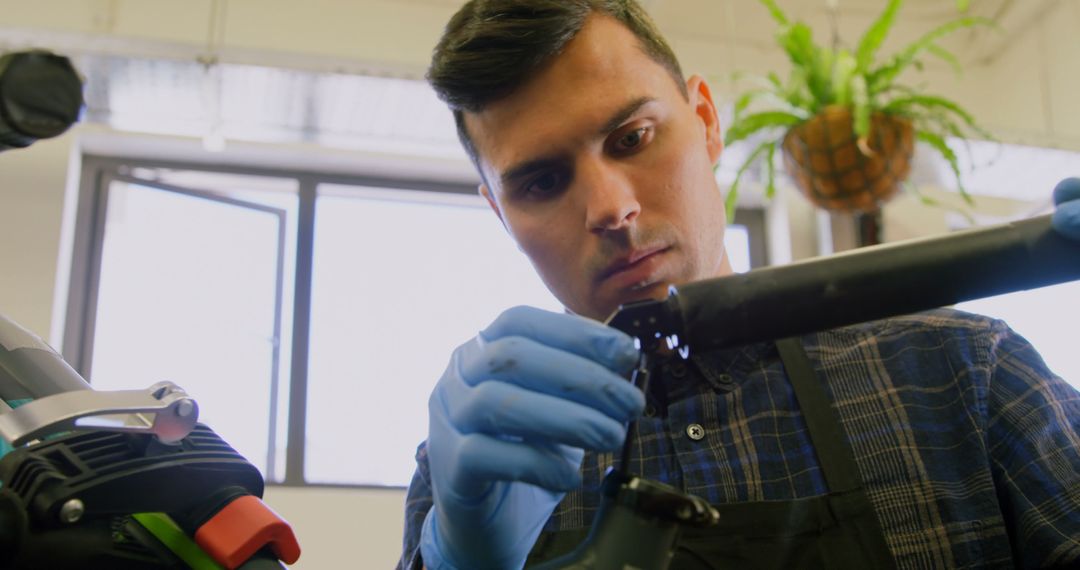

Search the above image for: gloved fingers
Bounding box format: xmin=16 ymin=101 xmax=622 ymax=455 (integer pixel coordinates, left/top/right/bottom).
xmin=451 ymin=432 xmax=584 ymax=493
xmin=1051 ymin=178 xmax=1080 ymax=240
xmin=455 ymin=335 xmax=644 ymax=420
xmin=1052 ymin=199 xmax=1080 ymax=240
xmin=1052 ymin=177 xmax=1080 ymax=205
xmin=444 ymin=379 xmax=632 ymax=450
xmin=480 ymin=306 xmax=639 ymax=374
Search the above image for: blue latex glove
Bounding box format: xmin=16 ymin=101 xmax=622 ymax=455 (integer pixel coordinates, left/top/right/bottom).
xmin=419 ymin=306 xmax=644 ymax=570
xmin=1052 ymin=177 xmax=1080 ymax=241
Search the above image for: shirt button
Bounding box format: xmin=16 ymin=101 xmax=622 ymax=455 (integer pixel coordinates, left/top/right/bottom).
xmin=670 ymin=362 xmax=688 ymax=378
xmin=686 ymin=423 xmax=705 ymax=441
xmin=706 ymin=373 xmax=736 ymax=393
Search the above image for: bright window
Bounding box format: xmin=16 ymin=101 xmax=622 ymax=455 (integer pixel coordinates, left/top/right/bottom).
xmin=304 ymin=185 xmax=563 ymax=485
xmin=89 ymin=176 xmax=290 ymax=477
xmin=957 ymin=283 xmax=1080 ymax=391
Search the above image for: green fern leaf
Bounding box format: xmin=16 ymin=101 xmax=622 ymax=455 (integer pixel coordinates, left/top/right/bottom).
xmin=724 ymin=111 xmax=804 ymax=146
xmin=926 ymin=44 xmax=962 ymax=75
xmin=869 ymin=17 xmax=991 ymax=94
xmin=734 ymin=88 xmax=772 ymax=117
xmin=883 ymin=94 xmax=994 ymax=140
xmin=764 ymin=142 xmax=778 ymax=198
xmin=852 ymin=75 xmax=871 ymax=138
xmin=917 ymin=130 xmax=973 ymax=205
xmin=832 ymin=51 xmax=858 ymax=106
xmin=779 ymin=22 xmax=819 ymax=70
xmin=758 ymin=0 xmax=790 ymax=26
xmin=726 ymin=140 xmax=775 ymax=221
xmin=855 ymin=0 xmax=902 ymax=72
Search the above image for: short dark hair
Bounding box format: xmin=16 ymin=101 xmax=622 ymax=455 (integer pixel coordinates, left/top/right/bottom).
xmin=427 ymin=0 xmax=687 ymax=168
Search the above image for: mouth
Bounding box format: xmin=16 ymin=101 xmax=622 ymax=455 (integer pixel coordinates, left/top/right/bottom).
xmin=597 ymin=246 xmax=671 ymax=291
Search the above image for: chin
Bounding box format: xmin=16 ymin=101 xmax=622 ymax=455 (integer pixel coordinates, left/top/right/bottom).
xmin=631 ymin=281 xmax=675 ymax=300
xmin=603 ymin=282 xmax=673 ymax=314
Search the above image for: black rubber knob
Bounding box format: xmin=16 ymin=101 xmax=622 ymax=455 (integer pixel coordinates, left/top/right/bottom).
xmin=0 ymin=51 xmax=83 ymax=147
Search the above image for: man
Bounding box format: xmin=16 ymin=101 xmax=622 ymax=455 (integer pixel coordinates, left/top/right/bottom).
xmin=399 ymin=1 xmax=1080 ymax=568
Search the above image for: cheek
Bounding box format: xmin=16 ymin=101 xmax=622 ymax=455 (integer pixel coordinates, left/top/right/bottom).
xmin=649 ymin=119 xmax=712 ymax=182
xmin=512 ymin=226 xmax=589 ymax=310
xmin=504 ymin=213 xmax=579 ymax=277
xmin=647 ymin=129 xmax=727 ymax=259
xmin=649 ymin=133 xmax=721 ymax=214
xmin=505 ymin=210 xmax=559 ymax=250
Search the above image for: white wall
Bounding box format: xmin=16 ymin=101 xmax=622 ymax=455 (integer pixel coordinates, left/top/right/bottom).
xmin=0 ymin=137 xmax=73 ymax=337
xmin=263 ymin=486 xmax=408 ymax=568
xmin=1 ymin=1 xmax=1079 ymax=568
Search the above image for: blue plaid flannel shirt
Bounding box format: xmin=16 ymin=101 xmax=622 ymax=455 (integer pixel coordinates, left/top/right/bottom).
xmin=399 ymin=309 xmax=1080 ymax=569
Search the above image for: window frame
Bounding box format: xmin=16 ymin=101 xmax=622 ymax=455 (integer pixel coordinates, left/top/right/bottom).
xmin=65 ymin=154 xmax=770 ymax=488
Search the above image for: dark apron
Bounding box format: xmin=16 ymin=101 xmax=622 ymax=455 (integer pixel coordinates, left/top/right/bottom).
xmin=527 ymin=339 xmax=897 ymax=569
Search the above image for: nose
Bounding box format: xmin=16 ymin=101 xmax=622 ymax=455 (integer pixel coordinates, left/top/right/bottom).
xmin=580 ymin=160 xmax=640 ymax=233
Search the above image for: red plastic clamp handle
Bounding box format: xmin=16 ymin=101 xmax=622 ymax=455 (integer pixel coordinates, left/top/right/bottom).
xmin=194 ymin=495 xmax=301 ymax=568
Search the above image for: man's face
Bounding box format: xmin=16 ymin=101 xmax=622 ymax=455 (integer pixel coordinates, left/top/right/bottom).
xmin=466 ymin=14 xmax=730 ymax=321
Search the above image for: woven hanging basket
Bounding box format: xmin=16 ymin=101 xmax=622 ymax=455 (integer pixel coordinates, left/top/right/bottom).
xmin=781 ymin=104 xmax=915 ymax=213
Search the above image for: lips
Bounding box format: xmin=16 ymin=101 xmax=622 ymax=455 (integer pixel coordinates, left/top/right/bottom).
xmin=597 ymin=246 xmax=670 ymax=289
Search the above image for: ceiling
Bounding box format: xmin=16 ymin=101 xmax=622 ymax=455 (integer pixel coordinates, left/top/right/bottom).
xmin=392 ymin=0 xmax=1056 ymax=68
xmin=0 ymin=0 xmax=1061 ymax=81
xmin=653 ymin=0 xmax=1054 ymax=65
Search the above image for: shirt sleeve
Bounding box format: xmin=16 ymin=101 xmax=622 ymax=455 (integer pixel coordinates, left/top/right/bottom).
xmin=984 ymin=319 xmax=1080 ymax=568
xmin=397 ymin=440 xmax=433 ymax=570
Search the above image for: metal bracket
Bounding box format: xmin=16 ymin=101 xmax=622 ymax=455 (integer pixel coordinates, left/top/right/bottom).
xmin=0 ymin=381 xmax=198 ymax=446
xmin=604 ymin=291 xmax=686 ymax=357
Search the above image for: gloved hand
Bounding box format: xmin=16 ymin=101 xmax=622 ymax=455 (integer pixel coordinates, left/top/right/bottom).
xmin=420 ymin=306 xmax=644 ymax=570
xmin=1052 ymin=177 xmax=1080 ymax=240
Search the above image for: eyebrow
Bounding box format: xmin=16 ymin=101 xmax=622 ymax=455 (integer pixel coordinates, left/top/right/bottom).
xmin=499 ymin=96 xmax=657 ymax=189
xmin=597 ymin=96 xmax=655 ymax=138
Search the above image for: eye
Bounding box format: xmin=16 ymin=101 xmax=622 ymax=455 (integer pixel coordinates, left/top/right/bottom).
xmin=522 ymin=169 xmax=567 ymax=199
xmin=612 ymin=126 xmax=653 ymax=154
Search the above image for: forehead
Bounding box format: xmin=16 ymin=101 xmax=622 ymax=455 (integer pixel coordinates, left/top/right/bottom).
xmin=463 ymin=14 xmax=683 ymax=180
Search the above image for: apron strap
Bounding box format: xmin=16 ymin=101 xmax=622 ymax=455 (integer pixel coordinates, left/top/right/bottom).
xmin=776 ymin=337 xmax=862 ymax=494
xmin=527 ymin=339 xmax=898 ymax=569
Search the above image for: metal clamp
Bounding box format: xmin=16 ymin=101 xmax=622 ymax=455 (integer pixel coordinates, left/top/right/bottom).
xmin=605 ymin=290 xmax=688 ymax=358
xmin=0 ymin=381 xmax=198 ymax=446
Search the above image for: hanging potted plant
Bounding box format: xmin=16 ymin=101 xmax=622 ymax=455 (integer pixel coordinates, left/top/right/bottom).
xmin=724 ymin=0 xmax=994 ymax=216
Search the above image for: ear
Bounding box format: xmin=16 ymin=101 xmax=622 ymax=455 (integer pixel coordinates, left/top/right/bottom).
xmin=479 ymin=183 xmax=508 ymax=230
xmin=686 ymin=74 xmax=723 ymax=164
